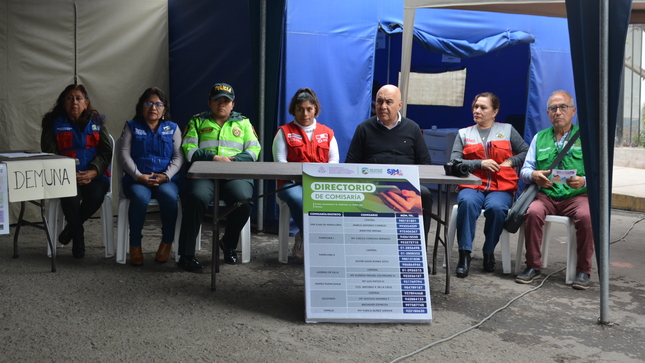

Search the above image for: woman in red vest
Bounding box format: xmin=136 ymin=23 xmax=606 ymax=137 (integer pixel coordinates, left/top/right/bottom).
xmin=451 ymin=92 xmax=528 ymax=278
xmin=41 ymin=84 xmax=112 ymax=258
xmin=272 ymin=88 xmax=339 ymax=259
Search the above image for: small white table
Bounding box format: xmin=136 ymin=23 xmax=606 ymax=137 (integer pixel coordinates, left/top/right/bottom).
xmin=0 ymin=153 xmax=77 ymax=272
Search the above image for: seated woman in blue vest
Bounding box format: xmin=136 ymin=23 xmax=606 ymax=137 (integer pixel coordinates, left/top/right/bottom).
xmin=117 ymin=88 xmax=183 ymax=266
xmin=451 ymin=92 xmax=528 ymax=278
xmin=271 ymin=88 xmax=339 ymax=259
xmin=41 ymin=84 xmax=112 ymax=259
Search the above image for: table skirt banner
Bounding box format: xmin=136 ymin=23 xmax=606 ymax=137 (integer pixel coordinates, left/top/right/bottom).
xmin=302 ymin=163 xmax=432 ymax=324
xmin=3 ymin=158 xmax=77 ymax=202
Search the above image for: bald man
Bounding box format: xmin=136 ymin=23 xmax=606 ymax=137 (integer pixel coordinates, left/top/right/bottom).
xmin=346 ymin=84 xmax=433 ymax=237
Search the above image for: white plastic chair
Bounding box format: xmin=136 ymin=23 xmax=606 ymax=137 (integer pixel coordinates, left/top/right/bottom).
xmin=114 ymin=137 xmax=183 ymax=264
xmin=47 ymin=134 xmax=115 ymax=258
xmin=277 ymin=196 xmax=291 ymax=264
xmin=172 ymin=201 xmax=251 ymax=263
xmin=444 ymin=204 xmax=513 ymax=274
xmin=515 ymin=215 xmax=578 ymax=284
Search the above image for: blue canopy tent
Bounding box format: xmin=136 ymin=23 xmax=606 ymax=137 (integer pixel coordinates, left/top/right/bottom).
xmin=400 ymin=0 xmax=640 ymax=324
xmin=280 ymin=1 xmax=576 ymax=161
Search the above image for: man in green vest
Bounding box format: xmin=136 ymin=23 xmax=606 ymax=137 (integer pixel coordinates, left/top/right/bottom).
xmin=515 ymin=90 xmax=594 ymax=290
xmin=177 ymin=83 xmax=261 ymax=272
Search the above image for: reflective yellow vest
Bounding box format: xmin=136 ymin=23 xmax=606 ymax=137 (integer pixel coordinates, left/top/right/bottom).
xmin=182 ymin=111 xmax=261 ymax=162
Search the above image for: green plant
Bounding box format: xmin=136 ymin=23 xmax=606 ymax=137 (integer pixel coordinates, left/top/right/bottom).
xmin=633 ymin=130 xmax=645 ymax=147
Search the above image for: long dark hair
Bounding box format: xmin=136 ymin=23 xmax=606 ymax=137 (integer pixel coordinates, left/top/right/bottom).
xmin=133 ymin=87 xmax=171 ymax=121
xmin=42 ymin=84 xmax=102 ymax=128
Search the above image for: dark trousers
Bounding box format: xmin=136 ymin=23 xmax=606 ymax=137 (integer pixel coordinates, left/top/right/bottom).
xmin=178 ymin=178 xmax=253 ymax=256
xmin=60 ymin=178 xmax=110 ymax=233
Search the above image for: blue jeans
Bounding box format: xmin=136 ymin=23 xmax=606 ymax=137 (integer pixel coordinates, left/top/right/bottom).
xmin=277 ymin=182 xmax=303 ymax=232
xmin=123 ymin=180 xmax=179 ymax=247
xmin=456 ymin=189 xmax=513 ymax=254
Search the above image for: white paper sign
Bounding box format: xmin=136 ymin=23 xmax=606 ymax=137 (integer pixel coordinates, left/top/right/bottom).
xmin=0 ymin=164 xmax=9 ymax=234
xmin=4 ymin=158 xmax=77 ymax=202
xmin=551 ymin=169 xmax=577 ymax=184
xmin=303 ymin=163 xmax=432 ymax=323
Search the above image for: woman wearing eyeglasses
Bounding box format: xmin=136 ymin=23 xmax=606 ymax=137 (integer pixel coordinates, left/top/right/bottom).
xmin=450 ymin=92 xmax=528 ymax=278
xmin=41 ymin=84 xmax=112 ymax=259
xmin=117 ymin=87 xmax=183 ymax=266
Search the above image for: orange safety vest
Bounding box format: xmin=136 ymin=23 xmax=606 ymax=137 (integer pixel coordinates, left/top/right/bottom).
xmin=458 ymin=122 xmax=518 ymax=192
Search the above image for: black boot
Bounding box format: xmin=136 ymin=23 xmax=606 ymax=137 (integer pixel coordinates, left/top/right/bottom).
xmin=483 ymin=253 xmax=496 ymax=272
xmin=456 ymin=250 xmax=471 ymax=278
xmin=72 ymin=225 xmax=85 ymax=259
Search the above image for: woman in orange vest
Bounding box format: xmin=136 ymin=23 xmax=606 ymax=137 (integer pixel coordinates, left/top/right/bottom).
xmin=451 ymin=92 xmax=528 ymax=278
xmin=272 ymin=88 xmax=339 ymax=259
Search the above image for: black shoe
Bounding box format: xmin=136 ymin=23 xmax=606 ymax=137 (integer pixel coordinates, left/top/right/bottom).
xmin=58 ymin=224 xmax=73 ymax=246
xmin=572 ymin=272 xmax=590 ymax=290
xmin=72 ymin=244 xmax=85 ymax=258
xmin=219 ymin=239 xmax=239 ymax=265
xmin=455 ymin=250 xmax=472 ymax=278
xmin=71 ymin=229 xmax=85 ymax=259
xmin=515 ymin=267 xmax=541 ymax=284
xmin=483 ymin=253 xmax=496 ymax=272
xmin=177 ymin=256 xmax=204 ymax=273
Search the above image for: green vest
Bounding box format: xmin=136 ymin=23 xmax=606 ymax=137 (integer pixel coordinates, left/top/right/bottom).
xmin=535 ymin=125 xmax=586 ymax=199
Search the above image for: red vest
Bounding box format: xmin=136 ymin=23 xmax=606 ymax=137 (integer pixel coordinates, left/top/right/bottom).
xmin=279 ymin=122 xmax=333 ymax=163
xmin=458 ymin=123 xmax=518 ymax=192
xmin=277 ymin=121 xmax=333 ymax=187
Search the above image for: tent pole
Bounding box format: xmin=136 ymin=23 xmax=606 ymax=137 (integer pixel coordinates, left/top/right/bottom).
xmin=599 ymin=0 xmax=610 ymax=324
xmin=400 ymin=4 xmax=416 ymax=116
xmin=256 ymin=0 xmax=267 ymax=232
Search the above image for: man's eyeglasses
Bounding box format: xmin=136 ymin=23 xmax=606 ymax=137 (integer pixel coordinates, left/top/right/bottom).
xmin=144 ymin=102 xmax=165 ymax=109
xmin=547 ymin=104 xmax=574 ymax=113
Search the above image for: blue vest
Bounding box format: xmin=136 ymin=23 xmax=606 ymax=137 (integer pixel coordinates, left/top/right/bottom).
xmin=53 ymin=115 xmax=110 ymax=181
xmin=123 ymin=119 xmax=177 ymax=185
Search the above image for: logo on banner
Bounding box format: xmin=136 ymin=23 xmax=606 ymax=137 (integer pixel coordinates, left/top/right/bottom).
xmin=387 ymin=168 xmax=404 ymax=176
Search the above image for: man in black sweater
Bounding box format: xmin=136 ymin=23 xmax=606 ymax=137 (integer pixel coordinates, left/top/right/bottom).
xmin=346 ymin=84 xmax=433 ymax=237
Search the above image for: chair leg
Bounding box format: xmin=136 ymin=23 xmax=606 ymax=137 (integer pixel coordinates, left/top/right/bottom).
xmin=47 ymin=199 xmax=62 ymax=258
xmin=565 ymin=219 xmax=578 ymax=284
xmin=541 ymin=219 xmax=554 ymax=268
xmin=514 ymin=224 xmax=525 ymax=275
xmin=116 ymin=199 xmax=130 ymax=264
xmin=101 ymin=194 xmax=114 ymax=258
xmin=442 ymin=205 xmax=459 ymax=268
xmin=500 ymin=229 xmax=511 ymax=274
xmin=277 ymin=198 xmax=290 ymax=264
xmin=239 ymin=218 xmax=251 ymax=263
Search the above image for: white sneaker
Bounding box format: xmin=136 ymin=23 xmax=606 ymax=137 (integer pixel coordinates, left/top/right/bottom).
xmin=292 ymin=231 xmax=304 ymax=259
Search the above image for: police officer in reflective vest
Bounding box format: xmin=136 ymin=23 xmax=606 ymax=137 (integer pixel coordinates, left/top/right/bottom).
xmin=177 ymin=83 xmax=261 ymax=272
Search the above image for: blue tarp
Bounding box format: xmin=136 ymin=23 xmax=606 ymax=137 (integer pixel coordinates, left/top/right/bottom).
xmin=281 ymin=1 xmax=576 ymax=161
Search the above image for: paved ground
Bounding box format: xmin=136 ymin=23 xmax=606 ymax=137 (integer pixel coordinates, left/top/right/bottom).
xmin=0 ymin=165 xmax=643 ymax=362
xmin=1 ymin=205 xmax=644 ymax=362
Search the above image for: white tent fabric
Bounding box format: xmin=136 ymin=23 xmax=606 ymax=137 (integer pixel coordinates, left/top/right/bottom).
xmin=0 ymin=0 xmax=169 ymax=220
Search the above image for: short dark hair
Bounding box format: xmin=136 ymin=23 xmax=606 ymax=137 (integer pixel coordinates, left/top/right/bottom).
xmin=471 ymin=92 xmax=500 ymax=111
xmin=133 ymin=87 xmax=171 ymax=121
xmin=288 ymin=88 xmax=321 ymax=117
